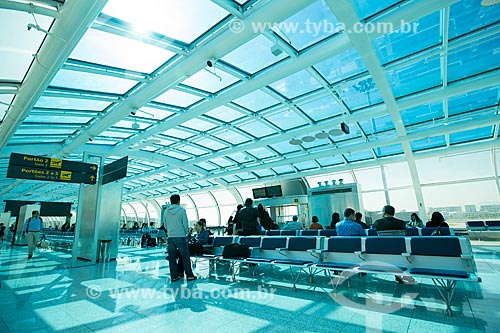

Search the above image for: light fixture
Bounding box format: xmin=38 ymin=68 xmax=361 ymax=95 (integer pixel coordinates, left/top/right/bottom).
xmin=315 ymin=132 xmax=329 ymax=139
xmin=204 ymin=58 xmax=222 ymax=82
xmin=289 ymin=138 xmax=302 ymax=145
xmin=270 ymin=44 xmax=283 ymax=56
xmin=132 ymin=118 xmax=140 ymax=130
xmin=302 ymin=135 xmax=315 ymax=143
xmin=329 ymin=128 xmax=344 ymax=136
xmin=340 ymin=122 xmax=350 ymax=134
xmin=289 ymin=124 xmax=350 ymax=145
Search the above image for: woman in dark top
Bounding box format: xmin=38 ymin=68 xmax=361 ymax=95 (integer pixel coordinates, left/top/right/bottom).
xmin=426 ymin=211 xmax=449 ymax=228
xmin=257 ymin=204 xmax=273 ymax=231
xmin=329 ymin=212 xmax=341 ymax=229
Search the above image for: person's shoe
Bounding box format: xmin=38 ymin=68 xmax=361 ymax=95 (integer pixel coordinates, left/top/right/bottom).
xmin=187 ymin=276 xmax=197 ymax=281
xmin=171 ymin=277 xmax=181 ymax=282
xmin=395 ymin=276 xmax=404 ymax=284
xmin=27 ymin=255 xmax=32 ymax=259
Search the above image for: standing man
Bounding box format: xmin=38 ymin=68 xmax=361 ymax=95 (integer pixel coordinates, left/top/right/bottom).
xmin=22 ymin=210 xmax=44 ymax=259
xmin=164 ymin=194 xmax=197 ymax=282
xmin=237 ymin=198 xmax=260 ymax=236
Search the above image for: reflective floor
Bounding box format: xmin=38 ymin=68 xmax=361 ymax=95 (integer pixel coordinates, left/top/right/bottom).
xmin=0 ymin=243 xmax=499 ymax=333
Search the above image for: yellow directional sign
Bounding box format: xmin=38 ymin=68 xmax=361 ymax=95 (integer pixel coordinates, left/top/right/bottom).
xmin=7 ymin=165 xmax=96 ymax=184
xmin=60 ymin=171 xmax=72 ymax=181
xmin=9 ymin=153 xmax=97 ymax=175
xmin=50 ymin=158 xmax=62 ymax=168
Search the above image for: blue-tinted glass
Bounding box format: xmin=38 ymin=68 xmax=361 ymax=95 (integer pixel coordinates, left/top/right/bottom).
xmin=277 ymin=0 xmax=338 ymax=50
xmin=234 ymin=90 xmax=279 ymax=111
xmin=300 ymin=138 xmax=330 ymax=149
xmin=400 ymin=101 xmax=443 ymax=126
xmin=316 ymin=155 xmax=344 ymax=166
xmin=210 ymin=157 xmax=234 ymax=167
xmin=204 ymin=106 xmax=245 ymax=122
xmin=410 ymin=135 xmax=446 ymax=152
xmin=182 ymin=68 xmax=239 ymax=94
xmin=196 ymin=137 xmax=228 ymax=151
xmin=358 ymin=115 xmax=395 ymax=134
xmin=448 ymin=86 xmax=499 ymax=116
xmin=214 ymin=130 xmax=250 ymax=145
xmin=374 ymin=144 xmax=404 ymax=157
xmin=373 ymin=12 xmax=440 ymax=64
xmin=340 ymin=78 xmax=383 ymax=110
xmin=449 ymin=0 xmax=500 ymax=39
xmin=235 ymin=172 xmax=255 ymax=181
xmin=269 ymin=141 xmax=302 ymax=154
xmin=154 ymin=89 xmax=203 ymax=108
xmin=161 ymin=128 xmax=194 ymax=139
xmin=449 ymin=126 xmax=494 ymax=144
xmin=222 ymin=35 xmax=287 ymax=74
xmin=227 ymin=152 xmax=248 ymax=163
xmin=272 ymin=165 xmax=295 ymax=174
xmin=239 ymin=120 xmax=276 ymax=138
xmin=267 ymin=109 xmax=308 ymax=130
xmin=298 ymin=95 xmax=343 ymax=121
xmin=293 ymin=161 xmax=318 ymax=171
xmin=177 ymin=145 xmax=207 ymax=156
xmin=269 ymin=70 xmax=322 ymax=99
xmin=50 ymin=69 xmax=138 ymax=95
xmin=195 ymin=162 xmax=218 ymax=171
xmin=254 ymin=169 xmax=274 ymax=177
xmin=221 ymin=175 xmax=239 ymax=183
xmin=350 ymin=0 xmax=401 ymax=19
xmin=314 ymin=48 xmax=367 ymax=84
xmin=247 ymin=147 xmax=275 ymax=159
xmin=344 ymin=150 xmax=373 ymax=162
xmin=160 ymin=151 xmax=190 ymax=161
xmin=35 ymin=96 xmax=111 ymax=111
xmin=180 ymin=118 xmax=217 ymax=132
xmin=386 ymin=58 xmax=441 ymax=97
xmin=24 ymin=114 xmax=91 ymax=125
xmin=447 ymin=32 xmax=500 ymax=82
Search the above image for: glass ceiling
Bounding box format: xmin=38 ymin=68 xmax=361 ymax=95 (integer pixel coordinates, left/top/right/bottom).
xmin=0 ymin=0 xmax=499 ymax=203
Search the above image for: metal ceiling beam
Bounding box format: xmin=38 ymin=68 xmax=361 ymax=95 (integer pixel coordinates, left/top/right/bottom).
xmin=0 ymin=0 xmax=60 ymax=18
xmin=0 ymin=0 xmax=109 ymax=152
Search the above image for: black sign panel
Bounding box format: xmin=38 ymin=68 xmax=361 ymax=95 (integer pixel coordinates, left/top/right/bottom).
xmin=9 ymin=152 xmax=97 ymax=174
xmin=103 ymin=156 xmax=128 ymax=185
xmin=7 ymin=165 xmax=97 ymax=184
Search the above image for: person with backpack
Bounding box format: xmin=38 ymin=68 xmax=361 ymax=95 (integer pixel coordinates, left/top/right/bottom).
xmin=22 ymin=210 xmax=44 ymax=259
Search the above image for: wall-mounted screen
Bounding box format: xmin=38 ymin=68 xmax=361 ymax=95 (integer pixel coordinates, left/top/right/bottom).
xmin=266 ymin=185 xmax=283 ymax=197
xmin=252 ymin=187 xmax=267 ymax=199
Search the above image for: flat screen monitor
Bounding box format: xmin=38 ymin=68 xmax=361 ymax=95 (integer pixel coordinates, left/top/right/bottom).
xmin=252 ymin=187 xmax=267 ymax=199
xmin=266 ymin=185 xmax=283 ymax=197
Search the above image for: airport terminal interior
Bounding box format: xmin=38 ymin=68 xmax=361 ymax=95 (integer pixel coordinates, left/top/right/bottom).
xmin=0 ymin=0 xmax=500 ymax=332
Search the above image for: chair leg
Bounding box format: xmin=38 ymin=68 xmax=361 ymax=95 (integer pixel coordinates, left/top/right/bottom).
xmin=432 ymin=278 xmax=457 ymax=317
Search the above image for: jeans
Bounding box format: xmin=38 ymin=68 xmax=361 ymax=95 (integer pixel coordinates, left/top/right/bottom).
xmin=167 ymin=237 xmax=194 ymax=279
xmin=27 ymin=232 xmax=39 ymax=256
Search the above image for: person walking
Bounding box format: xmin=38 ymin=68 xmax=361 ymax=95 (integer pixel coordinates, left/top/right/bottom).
xmin=22 ymin=210 xmax=44 ymax=259
xmin=164 ymin=194 xmax=197 ymax=282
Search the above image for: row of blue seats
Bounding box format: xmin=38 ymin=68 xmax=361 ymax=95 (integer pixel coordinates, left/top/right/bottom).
xmin=196 ymin=235 xmax=479 ymax=316
xmin=261 ymin=227 xmax=454 ymax=237
xmin=466 ymin=220 xmax=500 ymax=231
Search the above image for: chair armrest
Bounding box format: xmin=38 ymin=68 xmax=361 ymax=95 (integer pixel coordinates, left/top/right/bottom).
xmin=307 ymin=249 xmax=326 ymax=253
xmin=354 ymin=251 xmax=364 ymax=255
xmin=461 ymin=254 xmax=473 ymax=259
xmin=402 ymin=252 xmax=411 ymax=257
xmin=277 ymin=248 xmax=287 ymax=251
xmin=248 ymin=247 xmax=260 ymax=250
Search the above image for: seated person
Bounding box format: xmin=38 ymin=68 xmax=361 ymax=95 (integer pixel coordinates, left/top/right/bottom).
xmin=408 ymin=213 xmax=424 ymax=228
xmin=373 ymin=205 xmax=405 ymax=233
xmin=328 ymin=212 xmax=341 ymax=229
xmin=336 ymin=208 xmax=366 ymax=236
xmin=426 ymin=211 xmax=449 ymax=228
xmin=140 ymin=223 xmax=151 ymax=248
xmin=355 ymin=212 xmax=368 ymax=229
xmin=188 ymin=220 xmax=210 ymax=254
xmin=283 ymin=216 xmax=303 ymax=230
xmin=309 ymin=216 xmax=323 ymax=230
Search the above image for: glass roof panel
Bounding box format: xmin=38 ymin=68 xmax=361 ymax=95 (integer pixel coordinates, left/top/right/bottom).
xmin=182 ymin=69 xmax=239 ymax=93
xmin=374 ymin=143 xmax=404 ymax=157
xmin=293 ymin=160 xmax=318 ymax=171
xmin=239 ymin=120 xmax=276 ymax=138
xmin=23 ymin=114 xmax=92 ymax=125
xmin=233 ymin=90 xmax=279 ymax=111
xmin=410 ymin=135 xmax=446 ymax=152
xmin=344 ymin=150 xmax=373 ymax=162
xmin=340 ymin=78 xmax=383 ymax=110
xmin=271 ymin=165 xmax=295 ymax=174
xmin=194 ymin=161 xmax=218 ymax=171
xmin=180 ymin=118 xmax=217 ymax=132
xmin=298 ymin=95 xmax=343 ymax=121
xmin=276 ymin=0 xmax=338 ymax=51
xmin=268 ymin=141 xmax=302 ymax=154
xmin=221 ymin=175 xmax=239 ymax=183
xmin=102 ymin=0 xmax=229 ymax=44
xmin=448 ymin=86 xmax=499 ymax=116
xmin=222 ymin=35 xmax=288 ymax=74
xmin=138 ymin=106 xmax=174 ymax=120
xmin=0 ymin=95 xmax=14 ymax=120
xmin=266 ymin=109 xmax=308 ymax=130
xmin=113 ymin=119 xmax=153 ymax=131
xmin=161 ymin=128 xmax=194 ymax=140
xmin=100 ymin=130 xmax=133 ymax=139
xmin=235 ymin=172 xmax=256 ymax=181
xmin=449 ymin=0 xmax=500 ymax=39
xmin=35 ymin=96 xmax=111 ymax=111
xmin=350 ymin=0 xmax=401 ymax=20
xmin=400 ymin=101 xmax=443 ymax=126
xmin=204 ymin=106 xmax=245 ymax=122
xmin=16 ymin=128 xmax=76 ymax=136
xmin=210 ymin=157 xmax=234 ymax=167
xmin=50 ymin=69 xmax=138 ymax=95
xmin=154 ymin=89 xmax=203 ymax=108
xmin=449 ymin=126 xmax=494 ymax=145
xmin=447 ymin=32 xmax=500 ymax=82
xmin=227 ymin=152 xmax=248 ymax=163
xmin=386 ymin=57 xmax=441 ymax=98
xmin=314 ymin=49 xmax=366 ymax=84
xmin=195 ymin=137 xmax=228 ymax=151
xmin=70 ymin=28 xmax=174 ymax=73
xmin=269 ymin=70 xmax=322 ymax=99
xmin=213 ymin=129 xmax=250 ymax=145
xmin=253 ymin=169 xmax=274 ymax=177
xmin=358 ymin=115 xmax=395 ymax=134
xmin=316 ymin=155 xmax=344 ymax=167
xmin=176 ymin=144 xmax=208 ymax=156
xmin=0 ymin=9 xmax=53 ymax=81
xmin=372 ymin=12 xmax=441 ymax=64
xmin=246 ymin=147 xmax=275 ymax=159
xmin=160 ymin=150 xmax=190 ymax=161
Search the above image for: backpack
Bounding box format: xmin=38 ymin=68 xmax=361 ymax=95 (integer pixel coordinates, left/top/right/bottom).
xmin=222 ymin=243 xmax=251 ymax=259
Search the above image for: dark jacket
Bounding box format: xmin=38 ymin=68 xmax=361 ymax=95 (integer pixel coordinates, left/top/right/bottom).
xmin=426 ymin=220 xmax=449 ymax=228
xmin=237 ymin=205 xmax=260 ymax=235
xmin=374 ymin=216 xmax=405 ymax=231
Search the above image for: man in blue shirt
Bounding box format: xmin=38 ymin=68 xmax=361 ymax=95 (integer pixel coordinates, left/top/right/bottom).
xmin=336 ymin=208 xmax=366 ymax=236
xmin=22 ymin=210 xmax=44 ymax=259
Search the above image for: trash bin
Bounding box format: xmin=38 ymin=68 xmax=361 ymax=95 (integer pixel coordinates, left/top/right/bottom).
xmin=98 ymin=239 xmax=112 ymax=262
